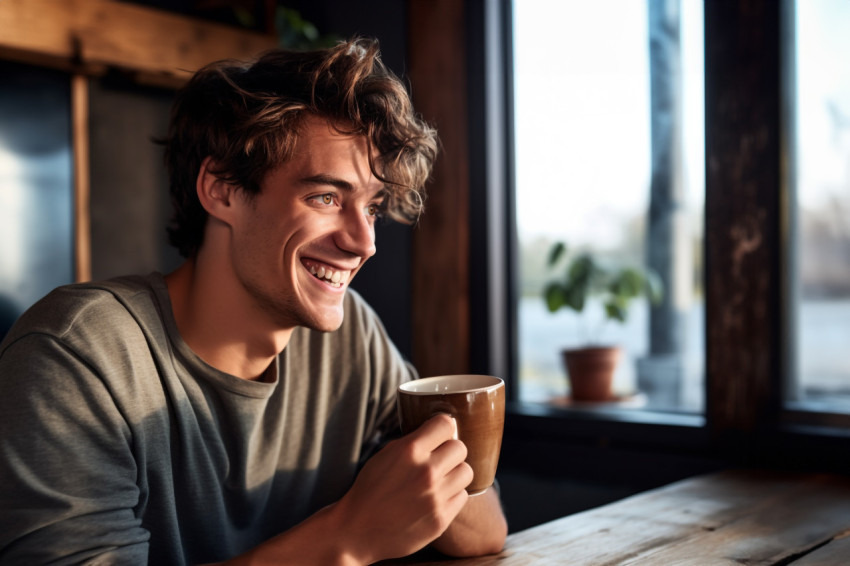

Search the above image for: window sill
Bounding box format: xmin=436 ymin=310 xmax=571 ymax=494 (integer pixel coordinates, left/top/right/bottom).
xmin=784 ymin=402 xmax=850 ymax=430
xmin=509 ymin=399 xmax=704 ymax=427
xmin=501 ymin=401 xmax=717 ymax=489
xmin=506 ymin=400 xmax=707 ymax=451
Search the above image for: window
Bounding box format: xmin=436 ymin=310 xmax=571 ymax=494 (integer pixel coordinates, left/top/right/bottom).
xmin=0 ymin=61 xmax=74 ymax=342
xmin=512 ymin=0 xmax=705 ymax=413
xmin=787 ymin=0 xmax=850 ymax=414
xmin=503 ymin=0 xmax=850 ymax=440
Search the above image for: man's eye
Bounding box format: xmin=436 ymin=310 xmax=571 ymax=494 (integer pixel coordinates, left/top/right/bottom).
xmin=311 ymin=193 xmax=335 ymax=206
xmin=366 ymin=203 xmax=385 ymax=218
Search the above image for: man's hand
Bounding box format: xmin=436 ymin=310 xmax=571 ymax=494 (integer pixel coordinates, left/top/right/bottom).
xmin=216 ymin=414 xmax=505 ymax=566
xmin=332 ymin=413 xmax=473 ymax=563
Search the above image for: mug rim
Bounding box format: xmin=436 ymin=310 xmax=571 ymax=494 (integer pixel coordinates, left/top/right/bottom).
xmin=398 ymin=374 xmax=504 ymax=395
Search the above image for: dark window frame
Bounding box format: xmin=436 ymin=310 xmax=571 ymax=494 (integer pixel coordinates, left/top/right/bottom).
xmin=468 ymin=0 xmax=850 ymax=473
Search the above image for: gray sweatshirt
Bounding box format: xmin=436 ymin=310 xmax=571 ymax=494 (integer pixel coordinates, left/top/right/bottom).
xmin=0 ymin=273 xmax=413 ymax=565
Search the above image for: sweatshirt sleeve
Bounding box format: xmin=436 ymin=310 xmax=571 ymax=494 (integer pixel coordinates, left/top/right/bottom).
xmin=0 ymin=333 xmax=149 ymax=565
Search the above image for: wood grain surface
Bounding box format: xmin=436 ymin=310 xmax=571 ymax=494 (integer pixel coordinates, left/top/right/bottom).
xmin=379 ymin=470 xmax=850 ymax=565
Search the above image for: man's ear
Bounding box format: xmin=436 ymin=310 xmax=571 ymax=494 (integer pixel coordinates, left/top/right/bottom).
xmin=196 ymin=156 xmax=238 ymax=225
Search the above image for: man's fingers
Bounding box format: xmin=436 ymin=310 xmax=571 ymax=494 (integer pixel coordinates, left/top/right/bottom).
xmin=445 ymin=458 xmax=474 ymax=494
xmin=410 ymin=413 xmax=459 ymax=451
xmin=445 ymin=478 xmax=471 ymax=514
xmin=430 ymin=436 xmax=468 ymax=476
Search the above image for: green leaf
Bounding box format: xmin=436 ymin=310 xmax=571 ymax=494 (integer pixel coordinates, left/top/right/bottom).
xmin=544 ymin=283 xmax=566 ymax=312
xmin=302 ymin=22 xmax=319 ymax=41
xmin=610 ymin=268 xmax=643 ymax=298
xmin=547 ymin=242 xmax=566 ymax=268
xmin=604 ymin=300 xmax=627 ymax=322
xmin=275 ymin=6 xmax=332 ymax=50
xmin=568 ymin=254 xmax=594 ymax=287
xmin=565 ymin=282 xmax=586 ymax=312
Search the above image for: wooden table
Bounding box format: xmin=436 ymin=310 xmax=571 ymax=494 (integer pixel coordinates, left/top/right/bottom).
xmin=380 ymin=469 xmax=850 ymax=565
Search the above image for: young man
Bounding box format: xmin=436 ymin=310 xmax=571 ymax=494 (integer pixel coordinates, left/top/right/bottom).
xmin=0 ymin=38 xmax=507 ymax=565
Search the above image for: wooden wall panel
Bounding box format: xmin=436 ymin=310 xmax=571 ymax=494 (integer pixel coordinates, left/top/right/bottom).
xmin=408 ymin=0 xmax=471 ymax=376
xmin=704 ymin=0 xmax=783 ymax=436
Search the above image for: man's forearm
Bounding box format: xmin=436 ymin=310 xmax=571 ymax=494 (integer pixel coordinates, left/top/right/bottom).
xmin=209 ymin=502 xmax=364 ymax=566
xmin=208 ymin=488 xmax=507 ymax=566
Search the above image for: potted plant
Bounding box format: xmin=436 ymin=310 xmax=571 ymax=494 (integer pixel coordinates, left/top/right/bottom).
xmin=543 ymin=242 xmax=662 ymax=402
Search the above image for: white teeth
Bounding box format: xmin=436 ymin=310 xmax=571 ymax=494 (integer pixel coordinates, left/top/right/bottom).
xmin=306 ymin=261 xmax=350 ymax=286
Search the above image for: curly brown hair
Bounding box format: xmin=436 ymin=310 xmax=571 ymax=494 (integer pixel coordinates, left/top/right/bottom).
xmin=162 ymin=37 xmax=438 ymax=258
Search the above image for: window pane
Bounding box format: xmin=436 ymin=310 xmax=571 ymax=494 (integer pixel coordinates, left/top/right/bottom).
xmin=791 ymin=0 xmax=850 ymax=412
xmin=512 ymin=0 xmax=704 ymax=412
xmin=0 ymin=62 xmax=74 ymax=342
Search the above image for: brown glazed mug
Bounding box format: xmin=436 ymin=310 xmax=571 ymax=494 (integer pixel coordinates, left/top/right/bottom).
xmin=397 ymin=375 xmax=505 ymax=495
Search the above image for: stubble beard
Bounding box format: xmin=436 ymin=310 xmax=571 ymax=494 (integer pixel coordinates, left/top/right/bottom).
xmin=244 ymin=278 xmax=345 ymax=334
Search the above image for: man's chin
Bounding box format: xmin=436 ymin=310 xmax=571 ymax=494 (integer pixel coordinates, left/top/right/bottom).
xmin=290 ymin=283 xmax=347 ymax=332
xmin=303 ymin=306 xmax=345 ymax=333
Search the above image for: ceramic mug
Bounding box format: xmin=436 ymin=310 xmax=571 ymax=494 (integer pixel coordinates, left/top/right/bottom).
xmin=397 ymin=374 xmax=505 ymax=495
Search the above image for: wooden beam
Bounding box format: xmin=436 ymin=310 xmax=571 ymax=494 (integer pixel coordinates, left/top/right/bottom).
xmin=0 ymin=0 xmax=276 ymax=86
xmin=704 ymin=0 xmax=783 ymax=436
xmin=72 ymin=74 xmax=91 ymax=283
xmin=408 ymin=0 xmax=471 ymax=376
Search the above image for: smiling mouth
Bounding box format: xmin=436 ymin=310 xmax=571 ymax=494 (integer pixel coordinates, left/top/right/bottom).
xmin=302 ymin=259 xmax=352 ymax=288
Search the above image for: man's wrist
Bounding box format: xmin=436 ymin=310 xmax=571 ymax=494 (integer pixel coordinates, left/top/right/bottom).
xmin=316 ymin=499 xmax=373 ymax=566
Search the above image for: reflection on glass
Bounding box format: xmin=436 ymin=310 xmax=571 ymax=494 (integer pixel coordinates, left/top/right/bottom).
xmin=0 ymin=62 xmax=73 ymax=340
xmin=791 ymin=0 xmax=850 ymax=411
xmin=512 ymin=0 xmax=704 ymax=411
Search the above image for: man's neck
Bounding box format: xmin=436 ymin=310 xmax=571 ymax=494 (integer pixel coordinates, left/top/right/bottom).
xmin=164 ymin=257 xmax=294 ymax=381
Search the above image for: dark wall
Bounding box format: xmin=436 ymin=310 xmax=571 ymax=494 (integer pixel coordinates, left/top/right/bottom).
xmin=281 ymin=0 xmax=414 ymax=359
xmin=89 ymin=77 xmax=182 ymax=281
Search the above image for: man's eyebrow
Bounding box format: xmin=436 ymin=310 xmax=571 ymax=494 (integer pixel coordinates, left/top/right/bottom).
xmin=300 ymin=174 xmax=354 ymax=192
xmin=300 ymin=174 xmax=386 ymax=199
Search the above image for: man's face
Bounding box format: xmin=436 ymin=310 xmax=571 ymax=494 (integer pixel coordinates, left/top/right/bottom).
xmin=228 ymin=115 xmax=383 ymax=332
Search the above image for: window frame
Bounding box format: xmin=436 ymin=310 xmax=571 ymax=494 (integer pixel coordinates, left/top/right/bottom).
xmin=472 ymin=0 xmax=850 ymax=465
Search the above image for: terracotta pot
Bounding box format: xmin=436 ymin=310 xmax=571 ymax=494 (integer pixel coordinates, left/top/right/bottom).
xmin=561 ymin=346 xmax=621 ymax=401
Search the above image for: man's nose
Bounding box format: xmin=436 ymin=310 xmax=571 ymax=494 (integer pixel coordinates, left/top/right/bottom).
xmin=337 ymin=208 xmax=377 ymax=259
